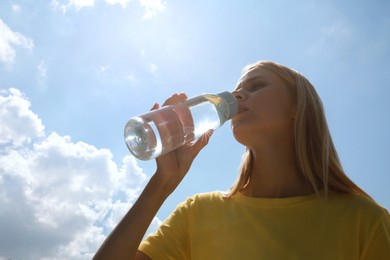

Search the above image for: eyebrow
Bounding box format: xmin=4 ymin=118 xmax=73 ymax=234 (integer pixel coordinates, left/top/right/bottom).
xmin=236 ymin=76 xmax=268 ymax=90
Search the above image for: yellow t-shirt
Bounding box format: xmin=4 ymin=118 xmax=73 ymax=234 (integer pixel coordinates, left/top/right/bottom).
xmin=139 ymin=191 xmax=390 ymax=259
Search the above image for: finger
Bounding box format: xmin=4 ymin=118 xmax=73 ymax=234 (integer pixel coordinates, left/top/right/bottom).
xmin=162 ymin=92 xmax=187 ymax=106
xmin=191 ymin=130 xmax=214 ymax=157
xmin=150 ymin=102 xmax=159 ymax=110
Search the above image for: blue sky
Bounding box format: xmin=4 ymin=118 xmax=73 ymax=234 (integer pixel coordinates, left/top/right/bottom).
xmin=1 ymin=0 xmax=389 ymax=258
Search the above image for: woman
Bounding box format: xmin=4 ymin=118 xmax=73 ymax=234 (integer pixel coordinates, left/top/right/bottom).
xmin=94 ymin=61 xmax=390 ymax=259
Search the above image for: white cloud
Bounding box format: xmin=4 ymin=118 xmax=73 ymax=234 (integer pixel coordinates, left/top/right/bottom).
xmin=0 ymin=88 xmax=44 ymax=146
xmin=126 ymin=73 xmax=136 ymax=82
xmin=104 ymin=0 xmax=167 ymax=18
xmin=12 ymin=4 xmax=21 ymax=12
xmin=51 ymin=0 xmax=166 ymax=19
xmin=105 ymin=0 xmax=131 ymax=8
xmin=0 ymin=88 xmax=158 ymax=259
xmin=140 ymin=0 xmax=167 ymax=20
xmin=0 ymin=19 xmax=34 ymax=66
xmin=98 ymin=64 xmax=112 ymax=75
xmin=306 ymin=19 xmax=354 ymax=56
xmin=51 ymin=0 xmax=95 ymax=13
xmin=150 ymin=63 xmax=158 ymax=73
xmin=37 ymin=60 xmax=48 ymax=85
xmin=72 ymin=0 xmax=95 ymax=8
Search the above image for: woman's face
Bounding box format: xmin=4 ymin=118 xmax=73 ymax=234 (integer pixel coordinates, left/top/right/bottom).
xmin=231 ymin=67 xmax=296 ymax=146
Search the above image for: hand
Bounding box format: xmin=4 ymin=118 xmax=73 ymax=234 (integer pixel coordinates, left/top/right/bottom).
xmin=152 ymin=93 xmax=213 ymax=194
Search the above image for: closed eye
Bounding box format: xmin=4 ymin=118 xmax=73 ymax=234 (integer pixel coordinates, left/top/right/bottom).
xmin=235 ymin=77 xmax=268 ymax=92
xmin=246 ymin=82 xmax=267 ymax=92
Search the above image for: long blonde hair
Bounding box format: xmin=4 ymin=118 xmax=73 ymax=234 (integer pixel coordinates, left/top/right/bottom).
xmin=227 ymin=61 xmax=371 ymax=199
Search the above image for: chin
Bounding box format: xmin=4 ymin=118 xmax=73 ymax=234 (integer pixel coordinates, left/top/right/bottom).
xmin=231 ymin=125 xmax=252 ymax=146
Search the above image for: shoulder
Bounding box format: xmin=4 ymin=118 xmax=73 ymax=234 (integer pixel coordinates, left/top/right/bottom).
xmin=170 ymin=191 xmax=228 ymax=216
xmin=327 ymin=192 xmax=389 ymax=224
xmin=331 ymin=192 xmax=387 ymax=211
xmin=176 ymin=191 xmax=229 ymax=212
xmin=185 ymin=191 xmax=227 ymax=204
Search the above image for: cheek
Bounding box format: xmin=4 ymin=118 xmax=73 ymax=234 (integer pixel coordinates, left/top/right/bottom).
xmin=232 ymin=107 xmax=292 ymax=134
xmin=263 ymin=94 xmax=295 ymax=122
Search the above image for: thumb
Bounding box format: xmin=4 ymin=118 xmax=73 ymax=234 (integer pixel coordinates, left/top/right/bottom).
xmin=191 ymin=130 xmax=214 ymax=157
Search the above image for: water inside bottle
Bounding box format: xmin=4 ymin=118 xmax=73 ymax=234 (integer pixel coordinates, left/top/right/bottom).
xmin=190 ymin=101 xmax=221 ymax=139
xmin=124 ymin=116 xmax=162 ymax=160
xmin=125 ymin=104 xmax=194 ymax=160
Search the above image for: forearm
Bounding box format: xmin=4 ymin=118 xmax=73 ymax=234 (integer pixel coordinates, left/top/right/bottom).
xmin=93 ymin=117 xmax=211 ymax=259
xmin=93 ymin=173 xmax=172 ymax=260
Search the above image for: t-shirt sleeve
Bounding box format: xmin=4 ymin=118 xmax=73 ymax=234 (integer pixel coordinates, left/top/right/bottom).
xmin=139 ymin=198 xmax=192 ymax=259
xmin=362 ymin=211 xmax=390 ymax=260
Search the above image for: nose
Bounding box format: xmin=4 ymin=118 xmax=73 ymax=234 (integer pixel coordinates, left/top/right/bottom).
xmin=232 ymin=88 xmax=246 ymax=101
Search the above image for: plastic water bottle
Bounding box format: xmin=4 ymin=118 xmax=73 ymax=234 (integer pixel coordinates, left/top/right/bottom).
xmin=124 ymin=91 xmax=238 ymax=160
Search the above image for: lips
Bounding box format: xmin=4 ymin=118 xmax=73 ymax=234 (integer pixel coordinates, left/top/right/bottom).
xmin=236 ymin=104 xmax=248 ymax=115
xmin=233 ymin=104 xmax=248 ymax=115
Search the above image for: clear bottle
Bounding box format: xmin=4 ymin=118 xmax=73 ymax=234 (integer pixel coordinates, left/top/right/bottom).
xmin=124 ymin=91 xmax=238 ymax=160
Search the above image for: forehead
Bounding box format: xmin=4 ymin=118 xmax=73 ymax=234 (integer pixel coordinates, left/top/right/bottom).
xmin=235 ymin=67 xmax=281 ymax=88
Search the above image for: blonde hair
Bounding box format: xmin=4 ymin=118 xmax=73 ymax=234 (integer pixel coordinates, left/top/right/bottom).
xmin=227 ymin=61 xmax=371 ymax=199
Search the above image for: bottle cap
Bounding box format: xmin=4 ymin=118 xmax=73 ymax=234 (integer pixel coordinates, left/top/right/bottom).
xmin=217 ymin=91 xmax=238 ymax=119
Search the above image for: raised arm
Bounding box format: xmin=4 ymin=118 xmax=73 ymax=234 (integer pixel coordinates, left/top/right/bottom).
xmin=93 ymin=93 xmax=212 ymax=260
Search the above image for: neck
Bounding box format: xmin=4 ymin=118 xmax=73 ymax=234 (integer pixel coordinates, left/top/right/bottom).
xmin=241 ymin=137 xmax=314 ymax=198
